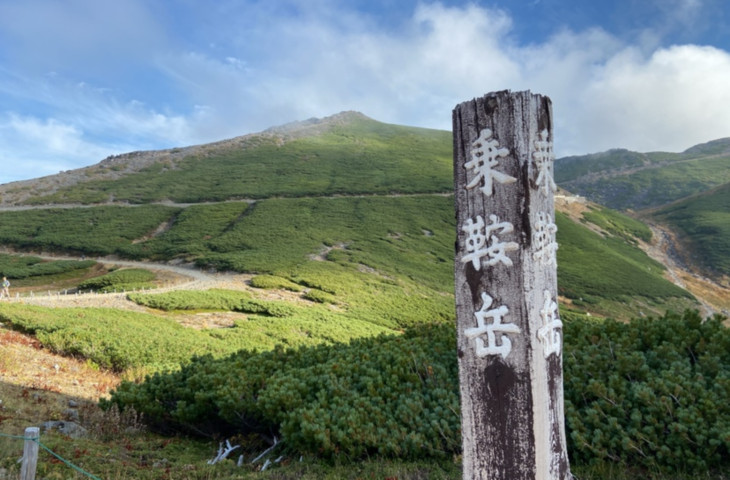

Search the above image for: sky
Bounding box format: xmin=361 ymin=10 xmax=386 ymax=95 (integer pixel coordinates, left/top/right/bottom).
xmin=1 ymin=0 xmax=730 ymax=184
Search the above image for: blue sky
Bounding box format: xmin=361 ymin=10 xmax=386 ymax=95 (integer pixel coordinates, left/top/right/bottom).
xmin=1 ymin=0 xmax=729 ymax=184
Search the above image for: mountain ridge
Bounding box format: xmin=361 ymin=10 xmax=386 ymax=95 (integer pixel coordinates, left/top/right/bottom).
xmin=554 ymin=143 xmax=730 ymax=211
xmin=3 ymin=110 xmax=729 ymax=208
xmin=0 ymin=111 xmax=377 ymax=205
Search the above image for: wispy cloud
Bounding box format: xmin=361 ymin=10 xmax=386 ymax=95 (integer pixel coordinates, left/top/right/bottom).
xmin=0 ymin=113 xmax=109 ymax=179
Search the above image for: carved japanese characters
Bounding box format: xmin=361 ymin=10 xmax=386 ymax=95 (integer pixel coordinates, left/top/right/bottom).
xmin=464 ymin=292 xmax=521 ymax=359
xmin=459 ymin=126 xmax=561 ymax=360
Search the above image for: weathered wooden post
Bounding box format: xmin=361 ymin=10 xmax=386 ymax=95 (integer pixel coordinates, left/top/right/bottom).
xmin=453 ymin=90 xmax=571 ymax=480
xmin=20 ymin=426 xmax=39 ymax=480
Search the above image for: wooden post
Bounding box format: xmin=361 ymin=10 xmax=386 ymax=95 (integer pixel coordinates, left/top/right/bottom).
xmin=453 ymin=90 xmax=571 ymax=480
xmin=20 ymin=426 xmax=39 ymax=480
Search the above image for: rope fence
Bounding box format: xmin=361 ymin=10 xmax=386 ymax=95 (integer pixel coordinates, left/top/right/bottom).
xmin=0 ymin=428 xmax=101 ymax=480
xmin=1 ymin=286 xmax=154 ymax=301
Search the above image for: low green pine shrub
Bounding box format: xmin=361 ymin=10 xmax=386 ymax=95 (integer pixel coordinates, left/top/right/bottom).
xmin=129 ymin=288 xmax=300 ymax=316
xmin=128 ymin=289 xmax=253 ymax=311
xmin=564 ymin=310 xmax=730 ymax=471
xmin=302 ymin=288 xmax=337 ymax=304
xmin=250 ymin=274 xmax=304 ymax=292
xmin=105 ymin=323 xmax=460 ymax=458
xmin=78 ymin=268 xmax=156 ymax=293
xmin=0 ymin=303 xmax=234 ymax=371
xmin=0 ymin=253 xmax=95 ymax=279
xmin=106 ymin=311 xmax=730 ymax=472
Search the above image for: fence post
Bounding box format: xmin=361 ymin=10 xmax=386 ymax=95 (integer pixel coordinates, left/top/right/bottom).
xmin=453 ymin=90 xmax=571 ymax=479
xmin=20 ymin=426 xmax=39 ymax=480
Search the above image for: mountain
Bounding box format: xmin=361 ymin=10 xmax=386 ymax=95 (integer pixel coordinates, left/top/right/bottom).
xmin=0 ymin=111 xmax=453 ymax=205
xmin=554 ymin=139 xmax=730 ymax=211
xmin=553 ymin=139 xmax=730 ymax=284
xmin=1 ymin=114 xmax=727 ymax=480
xmin=0 ymin=111 xmax=715 ymax=318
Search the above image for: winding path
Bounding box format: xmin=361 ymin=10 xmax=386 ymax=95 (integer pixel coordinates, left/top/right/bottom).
xmin=3 ymin=253 xmax=253 ymax=309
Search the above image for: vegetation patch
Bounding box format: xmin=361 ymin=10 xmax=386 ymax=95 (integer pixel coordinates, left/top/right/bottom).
xmin=21 ymin=115 xmax=453 ymax=205
xmin=105 ymin=311 xmax=729 ymax=473
xmin=128 ymin=289 xmax=256 ymax=311
xmin=555 ymin=148 xmax=730 ymax=210
xmin=77 ymin=268 xmax=157 ymax=293
xmin=0 ymin=303 xmax=232 ymax=372
xmin=0 ymin=205 xmax=180 ymax=257
xmin=250 ymin=274 xmax=304 ymax=292
xmin=0 ymin=253 xmax=95 ymax=280
xmin=0 ymin=194 xmax=698 ymax=318
xmin=556 ymin=212 xmax=694 ymax=305
xmin=0 ymin=295 xmax=393 ymax=373
xmin=580 ymin=205 xmax=653 ymax=244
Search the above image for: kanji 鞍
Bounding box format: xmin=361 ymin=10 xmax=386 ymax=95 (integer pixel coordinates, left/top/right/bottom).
xmin=461 ymin=214 xmax=519 ymax=270
xmin=532 ymin=211 xmax=558 ymax=266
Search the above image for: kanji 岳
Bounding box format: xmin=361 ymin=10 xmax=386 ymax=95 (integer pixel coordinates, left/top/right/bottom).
xmin=464 ymin=292 xmax=521 ymax=359
xmin=537 ymin=290 xmax=563 ymax=358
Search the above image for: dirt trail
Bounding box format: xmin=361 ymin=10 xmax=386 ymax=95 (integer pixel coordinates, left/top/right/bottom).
xmin=4 ymin=254 xmax=255 ymax=310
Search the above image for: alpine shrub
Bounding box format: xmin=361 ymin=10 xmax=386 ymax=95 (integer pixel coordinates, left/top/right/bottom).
xmin=106 ymin=311 xmax=730 ymax=471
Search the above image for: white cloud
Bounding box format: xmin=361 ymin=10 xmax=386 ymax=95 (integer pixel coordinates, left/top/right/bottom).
xmin=160 ymin=2 xmax=526 ymax=137
xmin=162 ymin=1 xmax=730 ymax=157
xmin=573 ymin=44 xmax=730 ymax=153
xmin=0 ymin=114 xmax=111 ymax=183
xmin=2 ymin=0 xmax=730 ymax=184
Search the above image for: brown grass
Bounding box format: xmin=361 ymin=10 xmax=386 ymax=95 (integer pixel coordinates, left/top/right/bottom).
xmin=0 ymin=325 xmax=121 ymax=435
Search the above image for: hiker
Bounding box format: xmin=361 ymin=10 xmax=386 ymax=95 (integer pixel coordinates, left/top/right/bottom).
xmin=1 ymin=276 xmax=9 ymax=299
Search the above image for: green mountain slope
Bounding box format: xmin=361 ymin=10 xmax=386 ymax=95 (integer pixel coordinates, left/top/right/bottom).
xmin=651 ymin=182 xmax=730 ymax=277
xmin=6 ymin=112 xmax=453 ymax=205
xmin=556 ymin=210 xmax=693 ymax=316
xmin=0 ymin=112 xmax=714 ymax=478
xmin=554 ymin=139 xmax=730 ymax=211
xmin=0 ymin=199 xmax=697 ymax=319
xmin=0 ymin=111 xmax=701 ymax=318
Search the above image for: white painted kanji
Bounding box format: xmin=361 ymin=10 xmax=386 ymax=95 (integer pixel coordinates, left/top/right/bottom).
xmin=533 ymin=129 xmax=557 ymax=195
xmin=465 ymin=128 xmax=516 ymax=196
xmin=461 ymin=214 xmax=519 ymax=270
xmin=532 ymin=211 xmax=558 ymax=266
xmin=465 ymin=292 xmax=521 ymax=359
xmin=537 ymin=290 xmax=562 ymax=358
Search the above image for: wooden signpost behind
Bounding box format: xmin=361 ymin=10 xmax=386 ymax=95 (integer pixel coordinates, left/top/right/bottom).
xmin=453 ymin=90 xmax=571 ymax=480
